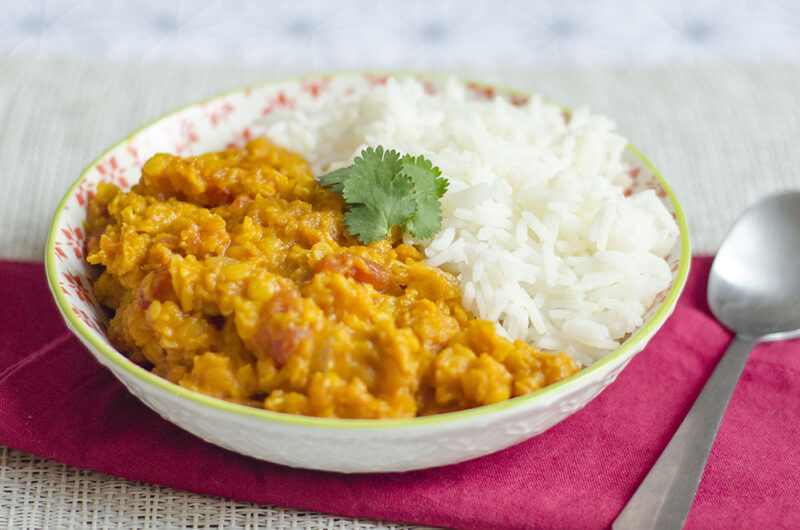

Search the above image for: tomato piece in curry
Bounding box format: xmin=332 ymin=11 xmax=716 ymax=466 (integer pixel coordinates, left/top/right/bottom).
xmin=85 ymin=138 xmax=579 ymax=419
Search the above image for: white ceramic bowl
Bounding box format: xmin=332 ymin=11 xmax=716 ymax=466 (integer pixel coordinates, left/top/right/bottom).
xmin=46 ymin=74 xmax=690 ymax=473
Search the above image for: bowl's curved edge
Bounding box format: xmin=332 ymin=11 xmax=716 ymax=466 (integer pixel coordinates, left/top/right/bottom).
xmin=45 ymin=73 xmax=692 ymax=433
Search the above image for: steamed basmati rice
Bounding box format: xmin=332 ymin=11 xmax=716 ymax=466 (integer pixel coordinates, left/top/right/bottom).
xmin=257 ymin=78 xmax=679 ymax=365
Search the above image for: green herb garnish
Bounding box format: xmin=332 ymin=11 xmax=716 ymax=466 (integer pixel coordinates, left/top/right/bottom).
xmin=318 ymin=146 xmax=449 ymax=244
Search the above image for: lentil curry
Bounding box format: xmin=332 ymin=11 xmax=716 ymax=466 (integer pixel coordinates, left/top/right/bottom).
xmin=85 ymin=138 xmax=579 ymax=419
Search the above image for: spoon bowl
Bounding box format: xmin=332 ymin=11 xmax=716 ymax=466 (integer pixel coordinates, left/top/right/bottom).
xmin=708 ymin=191 xmax=800 ymax=341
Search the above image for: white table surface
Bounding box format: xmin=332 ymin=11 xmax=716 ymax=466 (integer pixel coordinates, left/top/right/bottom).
xmin=2 ymin=55 xmax=800 ymax=528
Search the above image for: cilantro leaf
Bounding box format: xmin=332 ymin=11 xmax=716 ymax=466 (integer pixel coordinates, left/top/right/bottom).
xmin=404 ymin=195 xmax=442 ymax=240
xmin=317 ymin=166 xmax=350 ymax=194
xmin=341 ymin=147 xmax=415 ymax=242
xmin=317 ymin=145 xmax=449 ymax=244
xmin=400 ymin=154 xmax=449 ymax=239
xmin=345 ymin=203 xmax=409 ymax=244
xmin=401 ymin=154 xmax=449 ymax=199
xmin=341 ymin=146 xmax=405 ymax=205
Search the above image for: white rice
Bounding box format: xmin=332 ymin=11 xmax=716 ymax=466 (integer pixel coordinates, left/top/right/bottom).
xmin=257 ymin=78 xmax=679 ymax=365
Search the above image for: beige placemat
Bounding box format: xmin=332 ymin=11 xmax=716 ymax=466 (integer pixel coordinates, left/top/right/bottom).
xmin=2 ymin=55 xmax=800 ymax=528
xmin=0 ymin=447 xmax=420 ymax=529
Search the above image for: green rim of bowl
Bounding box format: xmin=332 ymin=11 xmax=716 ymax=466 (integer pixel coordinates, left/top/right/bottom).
xmin=45 ymin=73 xmax=692 ymax=430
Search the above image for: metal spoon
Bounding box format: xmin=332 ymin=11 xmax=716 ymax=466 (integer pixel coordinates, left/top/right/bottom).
xmin=614 ymin=191 xmax=800 ymax=529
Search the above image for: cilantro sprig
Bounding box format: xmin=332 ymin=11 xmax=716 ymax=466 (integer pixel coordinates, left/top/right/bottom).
xmin=318 ymin=146 xmax=449 ymax=244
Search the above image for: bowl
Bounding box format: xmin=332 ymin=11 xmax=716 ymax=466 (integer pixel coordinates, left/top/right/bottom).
xmin=45 ymin=74 xmax=690 ymax=473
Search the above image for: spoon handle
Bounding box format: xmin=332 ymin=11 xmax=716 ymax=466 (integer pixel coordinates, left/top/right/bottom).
xmin=612 ymin=335 xmax=757 ymax=530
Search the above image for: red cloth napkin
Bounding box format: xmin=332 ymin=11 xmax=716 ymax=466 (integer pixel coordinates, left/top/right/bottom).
xmin=1 ymin=257 xmax=798 ymax=529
